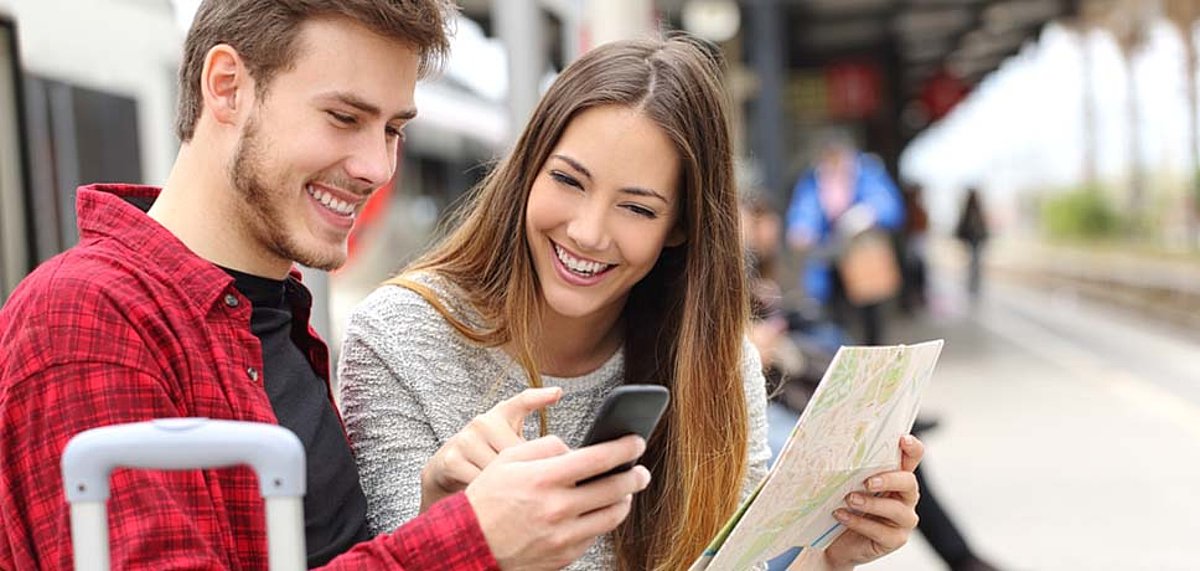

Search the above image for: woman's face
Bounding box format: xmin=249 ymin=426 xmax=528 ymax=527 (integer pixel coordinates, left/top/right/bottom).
xmin=525 ymin=104 xmax=684 ymax=324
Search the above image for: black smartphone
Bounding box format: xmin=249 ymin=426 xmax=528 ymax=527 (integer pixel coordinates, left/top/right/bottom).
xmin=576 ymin=384 xmax=670 ymax=485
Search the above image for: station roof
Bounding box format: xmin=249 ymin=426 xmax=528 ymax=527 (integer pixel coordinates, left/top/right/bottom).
xmin=779 ymin=0 xmax=1080 ymax=108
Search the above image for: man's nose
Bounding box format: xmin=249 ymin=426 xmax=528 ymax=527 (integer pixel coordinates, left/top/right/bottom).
xmin=344 ymin=132 xmax=397 ymax=187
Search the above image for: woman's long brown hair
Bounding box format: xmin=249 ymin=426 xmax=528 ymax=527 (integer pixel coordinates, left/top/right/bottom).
xmin=387 ymin=35 xmax=749 ymax=570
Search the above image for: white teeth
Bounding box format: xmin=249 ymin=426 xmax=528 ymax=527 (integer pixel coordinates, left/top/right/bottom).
xmin=307 ymin=185 xmax=355 ymax=216
xmin=554 ymin=244 xmax=611 ymax=276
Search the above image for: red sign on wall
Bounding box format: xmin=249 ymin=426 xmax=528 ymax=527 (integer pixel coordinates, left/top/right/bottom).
xmin=825 ymin=61 xmax=882 ymax=119
xmin=920 ymin=69 xmax=968 ymax=121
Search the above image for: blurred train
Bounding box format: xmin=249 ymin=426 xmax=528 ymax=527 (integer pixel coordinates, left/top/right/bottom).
xmin=1 ymin=11 xmax=27 ymax=302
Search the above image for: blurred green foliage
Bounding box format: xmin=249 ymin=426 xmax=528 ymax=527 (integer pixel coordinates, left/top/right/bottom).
xmin=1040 ymin=186 xmax=1122 ymax=240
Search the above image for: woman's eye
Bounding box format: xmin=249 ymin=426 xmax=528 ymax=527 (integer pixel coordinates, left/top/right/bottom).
xmin=386 ymin=126 xmax=405 ymax=141
xmin=550 ymin=171 xmax=582 ymax=189
xmin=625 ymin=205 xmax=657 ymax=219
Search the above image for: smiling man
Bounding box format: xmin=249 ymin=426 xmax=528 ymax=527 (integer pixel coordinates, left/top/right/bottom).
xmin=0 ymin=1 xmax=649 ymax=569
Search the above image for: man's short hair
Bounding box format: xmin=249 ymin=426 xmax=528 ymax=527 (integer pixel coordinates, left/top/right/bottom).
xmin=175 ymin=0 xmax=456 ymax=142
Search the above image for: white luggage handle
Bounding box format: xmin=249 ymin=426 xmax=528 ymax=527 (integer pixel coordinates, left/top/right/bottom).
xmin=61 ymin=418 xmax=307 ymax=571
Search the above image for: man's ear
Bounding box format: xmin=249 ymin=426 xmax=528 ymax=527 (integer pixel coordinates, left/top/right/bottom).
xmin=200 ymin=44 xmax=250 ymax=127
xmin=666 ymin=224 xmax=687 ymax=248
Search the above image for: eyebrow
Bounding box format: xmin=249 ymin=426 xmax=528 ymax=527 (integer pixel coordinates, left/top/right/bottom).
xmin=317 ymin=91 xmax=417 ymax=122
xmin=551 ymin=154 xmax=671 ymax=205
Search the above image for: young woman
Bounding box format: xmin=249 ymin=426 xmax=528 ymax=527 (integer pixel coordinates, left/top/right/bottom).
xmin=338 ymin=35 xmax=922 ymax=570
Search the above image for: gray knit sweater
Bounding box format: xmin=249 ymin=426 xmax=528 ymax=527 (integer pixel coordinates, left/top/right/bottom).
xmin=337 ymin=276 xmax=771 ymax=570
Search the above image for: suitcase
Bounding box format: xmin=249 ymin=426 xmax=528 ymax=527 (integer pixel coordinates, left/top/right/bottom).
xmin=61 ymin=418 xmax=307 ymax=571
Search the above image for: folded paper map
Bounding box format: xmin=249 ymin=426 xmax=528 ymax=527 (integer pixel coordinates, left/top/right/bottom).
xmin=690 ymin=340 xmax=944 ymax=570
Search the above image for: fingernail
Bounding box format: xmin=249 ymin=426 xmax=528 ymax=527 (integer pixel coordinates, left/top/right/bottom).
xmin=636 ymin=466 xmax=652 ymax=488
xmin=847 ymin=494 xmax=865 ymax=508
xmin=834 ymin=509 xmax=851 ymax=522
xmin=902 ymin=434 xmax=915 ymax=446
xmin=868 ymin=477 xmax=883 ymax=491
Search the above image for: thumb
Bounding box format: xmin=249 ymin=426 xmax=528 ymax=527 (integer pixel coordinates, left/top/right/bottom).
xmin=900 ymin=434 xmax=924 ymax=472
xmin=492 ymin=387 xmax=562 ymax=429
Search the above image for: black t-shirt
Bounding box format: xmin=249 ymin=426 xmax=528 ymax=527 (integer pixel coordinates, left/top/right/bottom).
xmin=223 ymin=268 xmax=371 ymax=567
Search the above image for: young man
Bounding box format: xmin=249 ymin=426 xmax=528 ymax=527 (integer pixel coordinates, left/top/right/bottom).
xmin=0 ymin=1 xmax=649 ymax=569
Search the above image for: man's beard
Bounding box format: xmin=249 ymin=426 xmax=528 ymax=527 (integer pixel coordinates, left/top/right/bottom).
xmin=230 ymin=115 xmax=346 ymax=271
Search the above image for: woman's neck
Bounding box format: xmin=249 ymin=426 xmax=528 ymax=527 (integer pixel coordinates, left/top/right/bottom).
xmin=527 ymin=305 xmax=624 ymax=378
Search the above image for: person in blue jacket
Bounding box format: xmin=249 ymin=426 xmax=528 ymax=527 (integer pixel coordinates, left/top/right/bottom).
xmin=786 ymin=135 xmax=904 ymax=345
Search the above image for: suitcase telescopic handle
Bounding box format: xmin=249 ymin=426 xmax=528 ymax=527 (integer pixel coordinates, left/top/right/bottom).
xmin=61 ymin=418 xmax=307 ymax=571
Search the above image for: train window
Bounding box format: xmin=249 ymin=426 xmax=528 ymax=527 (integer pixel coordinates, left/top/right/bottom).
xmin=0 ymin=18 xmax=29 ymax=302
xmin=24 ymin=79 xmax=143 ymax=252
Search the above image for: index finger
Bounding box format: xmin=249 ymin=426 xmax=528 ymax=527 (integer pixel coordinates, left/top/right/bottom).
xmin=492 ymin=387 xmax=563 ymax=430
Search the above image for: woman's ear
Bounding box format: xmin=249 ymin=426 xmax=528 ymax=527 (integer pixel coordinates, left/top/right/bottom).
xmin=200 ymin=44 xmax=250 ymax=127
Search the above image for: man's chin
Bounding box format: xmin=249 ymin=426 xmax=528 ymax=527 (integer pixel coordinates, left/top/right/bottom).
xmin=298 ymin=254 xmax=347 ymax=272
xmin=281 ymin=244 xmax=348 ymax=273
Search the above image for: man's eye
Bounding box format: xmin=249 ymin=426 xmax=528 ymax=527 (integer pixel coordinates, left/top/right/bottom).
xmin=386 ymin=126 xmax=406 ymax=141
xmin=329 ymin=111 xmax=356 ymax=125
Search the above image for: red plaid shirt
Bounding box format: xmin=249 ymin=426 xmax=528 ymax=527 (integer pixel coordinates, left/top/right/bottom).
xmin=0 ymin=184 xmax=498 ymax=570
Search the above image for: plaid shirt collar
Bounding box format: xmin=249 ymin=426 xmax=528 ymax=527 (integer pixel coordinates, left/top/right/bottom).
xmin=76 ymin=183 xmax=306 ymax=308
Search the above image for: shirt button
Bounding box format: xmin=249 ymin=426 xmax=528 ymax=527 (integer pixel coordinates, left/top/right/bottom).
xmin=224 ymin=294 xmax=239 ymax=308
xmin=247 ymin=367 xmax=259 ymax=382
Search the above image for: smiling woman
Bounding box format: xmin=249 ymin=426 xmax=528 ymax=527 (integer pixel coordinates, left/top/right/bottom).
xmin=338 ymin=34 xmax=925 ymax=571
xmin=338 ymin=35 xmax=764 ymax=571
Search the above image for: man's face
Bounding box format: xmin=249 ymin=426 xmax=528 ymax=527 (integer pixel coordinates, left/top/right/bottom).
xmin=230 ymin=16 xmax=419 ymax=271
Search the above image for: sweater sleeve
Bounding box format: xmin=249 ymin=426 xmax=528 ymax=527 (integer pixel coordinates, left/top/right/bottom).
xmin=739 ymin=336 xmax=773 ymax=503
xmin=337 ymin=286 xmax=443 ymax=535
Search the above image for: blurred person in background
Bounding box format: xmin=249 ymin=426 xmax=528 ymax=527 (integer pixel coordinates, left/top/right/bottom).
xmin=338 ymin=35 xmax=925 ymax=571
xmin=900 ymin=182 xmax=931 ymax=313
xmin=955 ymin=187 xmax=990 ymax=300
xmin=740 ymin=188 xmax=828 ymax=451
xmin=740 ymin=188 xmax=798 ymax=384
xmin=786 ymin=134 xmax=905 ymax=345
xmin=0 ymin=1 xmax=651 ymax=569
